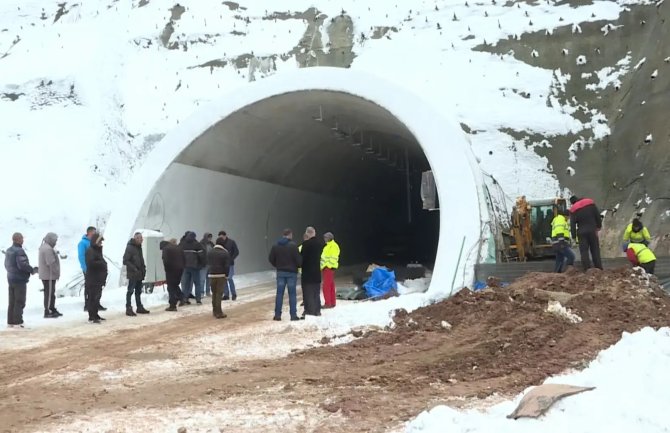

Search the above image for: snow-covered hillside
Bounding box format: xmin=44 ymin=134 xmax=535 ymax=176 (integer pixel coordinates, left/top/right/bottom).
xmin=0 ymin=0 xmax=649 ymax=288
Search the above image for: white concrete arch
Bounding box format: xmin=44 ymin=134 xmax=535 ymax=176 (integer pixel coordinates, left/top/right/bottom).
xmin=104 ymin=67 xmax=486 ymax=297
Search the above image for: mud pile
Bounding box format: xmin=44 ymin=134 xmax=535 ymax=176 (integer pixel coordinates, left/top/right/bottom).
xmin=306 ymin=268 xmax=670 ymax=399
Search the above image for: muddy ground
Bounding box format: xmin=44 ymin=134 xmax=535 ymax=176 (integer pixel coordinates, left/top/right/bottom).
xmin=1 ymin=268 xmax=668 ymax=432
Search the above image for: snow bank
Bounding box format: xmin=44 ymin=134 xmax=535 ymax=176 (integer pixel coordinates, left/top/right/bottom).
xmin=309 ymin=293 xmax=429 ymax=334
xmin=406 ymin=327 xmax=670 ymax=433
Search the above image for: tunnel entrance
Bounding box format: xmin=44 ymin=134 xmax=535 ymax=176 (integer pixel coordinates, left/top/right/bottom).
xmin=105 ymin=68 xmax=484 ymax=294
xmin=142 ymin=90 xmax=440 ymax=273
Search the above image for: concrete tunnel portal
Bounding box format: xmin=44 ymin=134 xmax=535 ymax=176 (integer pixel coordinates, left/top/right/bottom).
xmin=104 ymin=68 xmax=484 ymax=295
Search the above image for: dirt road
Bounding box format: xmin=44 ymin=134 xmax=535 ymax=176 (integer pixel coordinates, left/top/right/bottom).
xmin=0 ymin=284 xmax=420 ymax=433
xmin=2 ymin=268 xmax=667 ymax=433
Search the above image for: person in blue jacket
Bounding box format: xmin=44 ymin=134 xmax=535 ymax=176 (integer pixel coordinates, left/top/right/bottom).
xmin=78 ymin=226 xmax=106 ymax=311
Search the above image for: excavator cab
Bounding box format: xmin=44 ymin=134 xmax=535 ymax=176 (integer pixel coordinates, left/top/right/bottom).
xmin=503 ymin=197 xmax=568 ymax=261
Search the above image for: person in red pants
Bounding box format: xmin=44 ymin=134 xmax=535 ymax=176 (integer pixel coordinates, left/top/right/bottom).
xmin=320 ymin=232 xmax=340 ymax=309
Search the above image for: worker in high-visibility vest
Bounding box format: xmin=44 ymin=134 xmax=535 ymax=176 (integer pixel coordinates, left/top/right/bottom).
xmin=551 ymin=209 xmax=575 ymax=273
xmin=320 ymin=232 xmax=340 ymax=309
xmin=626 ymin=242 xmax=656 ymax=275
xmin=622 ymin=218 xmax=651 ymax=251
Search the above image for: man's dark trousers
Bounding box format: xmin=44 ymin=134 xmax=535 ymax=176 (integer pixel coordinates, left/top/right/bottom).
xmin=7 ymin=282 xmax=27 ymax=325
xmin=578 ymin=231 xmax=603 ymax=270
xmin=302 ymin=282 xmax=321 ymax=316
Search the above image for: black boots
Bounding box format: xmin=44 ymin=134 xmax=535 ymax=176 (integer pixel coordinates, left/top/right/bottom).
xmin=127 ymin=306 xmax=150 ymax=316
xmin=165 ymin=306 xmax=177 ymax=312
xmin=136 ymin=306 xmax=150 ymax=314
xmin=44 ymin=310 xmax=59 ymax=319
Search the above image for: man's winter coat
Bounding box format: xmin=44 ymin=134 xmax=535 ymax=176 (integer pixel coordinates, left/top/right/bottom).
xmin=207 ymin=244 xmax=231 ymax=276
xmin=222 ymin=237 xmax=240 ymax=265
xmin=569 ymin=198 xmax=602 ymax=239
xmin=123 ymin=238 xmax=146 ymax=281
xmin=181 ymin=232 xmax=205 ymax=269
xmin=268 ymin=237 xmax=301 ymax=273
xmin=320 ymin=240 xmax=341 ymax=270
xmin=161 ymin=241 xmax=185 ymax=286
xmin=626 ymin=242 xmax=656 ymax=266
xmin=77 ymin=235 xmax=91 ymax=272
xmin=300 ymin=237 xmax=324 ymax=284
xmin=4 ymin=243 xmax=35 ymax=284
xmin=85 ymin=235 xmax=108 ymax=287
xmin=623 ymin=223 xmax=651 ymax=244
xmin=38 ymin=232 xmax=61 ymax=280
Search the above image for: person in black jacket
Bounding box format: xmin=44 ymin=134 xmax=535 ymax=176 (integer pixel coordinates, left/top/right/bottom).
xmin=85 ymin=233 xmax=108 ymax=324
xmin=180 ymin=231 xmax=205 ymax=304
xmin=4 ymin=233 xmax=38 ymax=328
xmin=123 ymin=232 xmax=149 ymax=316
xmin=269 ymin=229 xmax=302 ymax=321
xmin=200 ymin=233 xmax=215 ymax=297
xmin=207 ymin=238 xmax=231 ymax=319
xmin=218 ymin=231 xmax=240 ymax=301
xmin=161 ymin=239 xmax=184 ymax=311
xmin=299 ymin=226 xmax=323 ymax=318
xmin=569 ymin=195 xmax=603 ymax=270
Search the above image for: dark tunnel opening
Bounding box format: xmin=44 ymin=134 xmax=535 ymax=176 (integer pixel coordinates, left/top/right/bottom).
xmin=143 ymin=90 xmax=440 ymax=274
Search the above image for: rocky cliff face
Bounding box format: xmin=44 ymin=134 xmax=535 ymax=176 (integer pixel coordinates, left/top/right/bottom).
xmin=478 ymin=2 xmax=670 ymax=255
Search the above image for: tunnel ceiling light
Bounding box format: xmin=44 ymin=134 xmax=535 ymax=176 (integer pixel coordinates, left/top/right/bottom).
xmin=312 ymin=105 xmax=324 ymax=122
xmin=364 ymin=137 xmax=375 ymax=154
xmin=351 ymin=131 xmax=362 ymax=147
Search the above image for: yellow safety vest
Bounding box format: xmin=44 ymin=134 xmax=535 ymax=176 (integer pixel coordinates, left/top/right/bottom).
xmin=320 ymin=240 xmax=340 ymax=270
xmin=623 ymin=224 xmax=651 ymax=244
xmin=628 ymin=243 xmax=656 ymax=264
xmin=551 ymin=215 xmax=571 ymax=239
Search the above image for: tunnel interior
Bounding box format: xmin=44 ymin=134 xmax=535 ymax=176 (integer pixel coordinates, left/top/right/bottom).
xmin=138 ymin=90 xmax=440 ymax=274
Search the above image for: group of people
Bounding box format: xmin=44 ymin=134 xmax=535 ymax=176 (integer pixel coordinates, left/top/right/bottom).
xmin=268 ymin=227 xmax=340 ymax=321
xmin=551 ymin=195 xmax=656 ymax=275
xmin=4 ymin=222 xmax=344 ymax=328
xmin=3 ymin=226 xmax=242 ymax=327
xmin=159 ymin=230 xmax=239 ymax=319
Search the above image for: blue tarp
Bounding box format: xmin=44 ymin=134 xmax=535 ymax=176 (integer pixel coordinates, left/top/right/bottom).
xmin=473 ymin=280 xmax=510 ymax=291
xmin=363 ymin=267 xmax=396 ymax=298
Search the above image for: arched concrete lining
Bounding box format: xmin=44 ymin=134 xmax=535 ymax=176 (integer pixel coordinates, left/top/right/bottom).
xmin=104 ymin=67 xmax=486 ymax=297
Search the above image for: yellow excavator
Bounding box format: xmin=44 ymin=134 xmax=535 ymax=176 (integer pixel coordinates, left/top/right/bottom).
xmin=502 ymin=196 xmax=568 ymax=262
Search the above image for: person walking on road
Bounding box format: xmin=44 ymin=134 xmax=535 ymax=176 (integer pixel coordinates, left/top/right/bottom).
xmin=207 ymin=238 xmax=231 ymax=319
xmin=551 ymin=209 xmax=575 ymax=273
xmin=123 ymin=232 xmax=150 ymax=316
xmin=269 ymin=229 xmax=301 ymax=321
xmin=78 ymin=226 xmax=106 ymax=311
xmin=218 ymin=231 xmax=239 ymax=301
xmin=161 ymin=238 xmax=184 ymax=311
xmin=181 ymin=231 xmax=205 ymax=304
xmin=5 ymin=233 xmax=38 ymax=328
xmin=320 ymin=232 xmax=340 ymax=309
xmin=38 ymin=232 xmax=64 ymax=318
xmin=569 ymin=195 xmax=603 ymax=271
xmin=85 ymin=233 xmax=108 ymax=324
xmin=300 ymin=227 xmax=323 ymax=317
xmin=626 ymin=242 xmax=656 ymax=275
xmin=200 ymin=233 xmax=215 ymax=297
